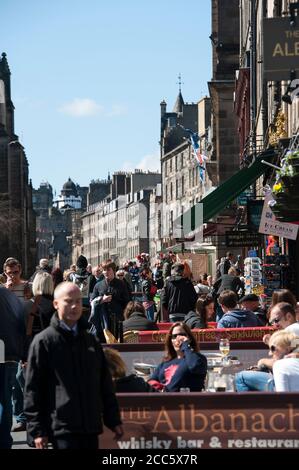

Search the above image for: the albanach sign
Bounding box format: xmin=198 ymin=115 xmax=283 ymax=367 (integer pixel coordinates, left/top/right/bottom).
xmin=263 ymin=17 xmax=299 ymax=81
xmin=101 ymin=393 xmax=299 ymax=450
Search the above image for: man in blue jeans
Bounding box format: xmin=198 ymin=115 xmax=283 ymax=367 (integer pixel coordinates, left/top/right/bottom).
xmin=0 ymin=287 xmax=26 ymax=448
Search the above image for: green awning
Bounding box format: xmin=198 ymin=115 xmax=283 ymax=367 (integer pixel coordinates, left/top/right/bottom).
xmin=175 ymin=149 xmax=277 ymax=232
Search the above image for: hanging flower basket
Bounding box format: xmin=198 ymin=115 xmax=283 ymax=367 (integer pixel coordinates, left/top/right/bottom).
xmin=269 ymin=149 xmax=299 ymax=222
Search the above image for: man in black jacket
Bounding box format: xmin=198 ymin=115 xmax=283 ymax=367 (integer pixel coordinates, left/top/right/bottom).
xmin=90 ymin=261 xmax=129 ymax=339
xmin=161 ymin=263 xmax=198 ymax=322
xmin=24 ymin=282 xmax=123 ymax=449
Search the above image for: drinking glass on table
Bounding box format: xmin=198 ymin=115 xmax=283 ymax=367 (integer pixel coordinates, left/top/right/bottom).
xmin=219 ymin=338 xmax=230 ymax=365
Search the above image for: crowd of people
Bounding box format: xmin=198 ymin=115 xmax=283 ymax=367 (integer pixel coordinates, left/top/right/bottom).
xmin=1 ymin=250 xmax=299 ymax=449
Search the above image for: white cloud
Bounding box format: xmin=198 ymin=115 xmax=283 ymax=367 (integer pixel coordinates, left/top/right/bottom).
xmin=122 ymin=152 xmax=160 ymax=172
xmin=58 ymin=98 xmax=104 ymax=117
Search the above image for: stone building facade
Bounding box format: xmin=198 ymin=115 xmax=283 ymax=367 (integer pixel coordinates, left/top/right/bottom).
xmin=82 ymin=170 xmax=161 ymax=266
xmin=160 ymin=93 xmax=214 ymax=251
xmin=0 ymin=53 xmax=36 ymax=276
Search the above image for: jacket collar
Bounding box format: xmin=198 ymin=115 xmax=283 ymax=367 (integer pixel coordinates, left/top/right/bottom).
xmin=50 ymin=312 xmax=89 ymax=333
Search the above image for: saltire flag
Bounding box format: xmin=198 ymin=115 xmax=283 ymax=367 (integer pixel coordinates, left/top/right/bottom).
xmin=178 ymin=124 xmax=207 ymax=182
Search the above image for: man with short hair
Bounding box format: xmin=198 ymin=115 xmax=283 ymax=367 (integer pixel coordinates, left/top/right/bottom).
xmin=217 ymin=290 xmax=258 ymax=328
xmin=235 ymin=302 xmax=299 ymax=392
xmin=24 ymin=282 xmax=123 ymax=449
xmin=161 ymin=263 xmax=198 ymax=322
xmin=90 ymin=261 xmax=129 ymax=339
xmin=240 ymin=293 xmax=267 ymax=326
xmin=3 ymin=258 xmax=31 ymax=301
xmin=269 ymin=302 xmax=299 ymax=335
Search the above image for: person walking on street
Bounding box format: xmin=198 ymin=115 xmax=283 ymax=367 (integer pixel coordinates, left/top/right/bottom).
xmin=24 ymin=282 xmax=123 ymax=449
xmin=0 ymin=287 xmax=26 ymax=449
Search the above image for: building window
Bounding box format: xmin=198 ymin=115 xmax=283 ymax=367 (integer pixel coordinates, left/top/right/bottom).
xmin=170 ymin=210 xmax=174 ymax=235
xmin=165 ymin=161 xmax=168 ymax=176
xmin=170 ymin=158 xmax=172 ymax=173
xmin=165 ymin=185 xmax=168 ymax=203
xmin=175 ymin=155 xmax=178 ymax=171
xmin=182 ymin=175 xmax=184 ymax=195
xmin=176 ymin=180 xmax=179 ymax=199
xmin=181 ymin=153 xmax=184 ymax=168
xmin=170 ymin=182 xmax=173 ymax=201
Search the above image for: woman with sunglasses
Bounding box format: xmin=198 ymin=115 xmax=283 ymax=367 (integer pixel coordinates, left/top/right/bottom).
xmin=235 ymin=330 xmax=299 ymax=392
xmin=184 ymin=296 xmax=215 ymax=329
xmin=269 ymin=331 xmax=299 ymax=391
xmin=148 ymin=322 xmax=207 ymax=392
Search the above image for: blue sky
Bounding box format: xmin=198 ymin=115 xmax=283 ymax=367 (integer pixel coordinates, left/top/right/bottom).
xmin=1 ymin=0 xmax=212 ymax=195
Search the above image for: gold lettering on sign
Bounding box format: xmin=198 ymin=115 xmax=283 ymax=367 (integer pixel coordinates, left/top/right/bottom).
xmin=153 ymin=407 xmax=176 ymax=432
xmin=288 ymin=404 xmax=299 ymax=432
xmin=189 ymin=405 xmax=209 ymax=432
xmin=178 ymin=404 xmax=187 ymax=432
xmin=229 ymin=413 xmax=250 ymax=432
xmin=285 ymin=30 xmax=299 ymax=38
xmin=120 ymin=406 xmax=151 ymax=421
xmin=210 ymin=413 xmax=226 ymax=433
xmin=285 ymin=43 xmax=294 ymax=56
xmin=272 ymin=42 xmax=299 ymax=56
xmin=251 ymin=413 xmax=267 ymax=432
xmin=269 ymin=413 xmax=286 ymax=432
xmin=273 ymin=43 xmax=284 ymax=56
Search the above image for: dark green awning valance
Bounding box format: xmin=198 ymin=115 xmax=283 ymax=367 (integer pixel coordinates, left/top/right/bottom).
xmin=175 ymin=149 xmax=277 ymax=233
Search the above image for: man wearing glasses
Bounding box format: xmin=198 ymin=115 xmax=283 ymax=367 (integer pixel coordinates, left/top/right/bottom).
xmin=235 ymin=302 xmax=299 ymax=391
xmin=3 ymin=258 xmax=31 ymax=301
xmin=268 ymin=302 xmax=299 ymax=336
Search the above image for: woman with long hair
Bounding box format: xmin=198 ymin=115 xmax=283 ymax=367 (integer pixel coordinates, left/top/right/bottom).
xmin=148 ymin=322 xmax=207 ymax=392
xmin=122 ymin=301 xmax=158 ymax=332
xmin=184 ymin=296 xmax=215 ymax=329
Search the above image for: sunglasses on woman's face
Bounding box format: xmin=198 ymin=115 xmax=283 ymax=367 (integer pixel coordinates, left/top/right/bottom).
xmin=269 ymin=318 xmax=282 ymax=325
xmin=171 ymin=333 xmax=188 ymax=340
xmin=270 ymin=345 xmax=277 ymax=353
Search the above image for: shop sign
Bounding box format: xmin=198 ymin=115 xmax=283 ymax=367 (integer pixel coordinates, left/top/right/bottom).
xmin=101 ymin=394 xmax=299 ymax=449
xmin=263 ymin=17 xmax=299 ymax=81
xmin=237 ymin=188 xmax=254 ymax=206
xmin=225 ymin=231 xmax=262 ymax=247
xmin=259 ymin=194 xmax=299 ymax=240
xmin=247 ymin=200 xmax=264 ymax=231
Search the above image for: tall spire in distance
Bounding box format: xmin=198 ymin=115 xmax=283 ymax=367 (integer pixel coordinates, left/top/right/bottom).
xmin=173 ymin=73 xmax=184 ymax=113
xmin=0 ymin=53 xmax=11 ymax=76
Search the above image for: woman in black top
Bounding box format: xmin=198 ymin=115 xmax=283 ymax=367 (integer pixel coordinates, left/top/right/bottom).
xmin=184 ymin=296 xmax=215 ymax=329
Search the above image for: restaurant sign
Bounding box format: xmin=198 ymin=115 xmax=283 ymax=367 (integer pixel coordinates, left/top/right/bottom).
xmin=101 ymin=394 xmax=299 ymax=449
xmin=263 ymin=17 xmax=299 ymax=81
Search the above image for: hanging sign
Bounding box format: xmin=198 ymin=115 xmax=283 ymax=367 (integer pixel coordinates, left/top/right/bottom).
xmin=259 ymin=193 xmax=299 ymax=240
xmin=263 ymin=17 xmax=299 ymax=81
